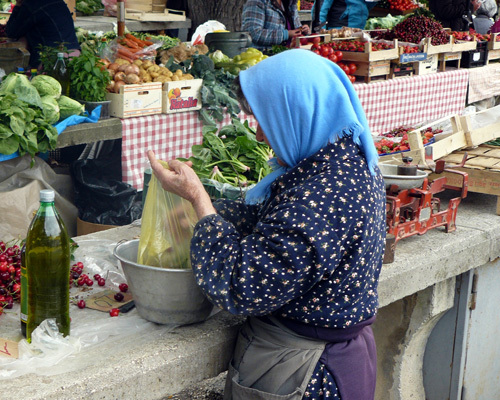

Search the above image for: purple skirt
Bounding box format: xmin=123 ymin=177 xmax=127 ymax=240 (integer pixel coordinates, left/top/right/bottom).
xmin=276 ymin=316 xmax=377 ymax=400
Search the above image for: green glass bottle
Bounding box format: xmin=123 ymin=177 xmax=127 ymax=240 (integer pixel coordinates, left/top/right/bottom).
xmin=51 ymin=52 xmax=70 ymax=97
xmin=25 ymin=189 xmax=71 ymax=342
xmin=20 ymin=243 xmax=27 ymax=338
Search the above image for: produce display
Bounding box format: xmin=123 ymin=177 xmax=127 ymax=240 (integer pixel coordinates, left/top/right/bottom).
xmin=376 ymin=14 xmax=450 ymax=46
xmin=0 ymin=239 xmax=21 ymax=313
xmin=210 ymin=47 xmax=268 ymax=75
xmin=180 ymin=118 xmax=274 ymax=187
xmin=0 ymin=73 xmax=83 ymax=162
xmin=374 ymin=125 xmax=442 ymax=155
xmin=377 ymin=0 xmax=418 ymax=12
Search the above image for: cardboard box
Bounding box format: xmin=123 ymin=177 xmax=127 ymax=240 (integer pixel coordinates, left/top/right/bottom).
xmin=413 ymin=53 xmax=438 ymax=75
xmin=76 ymin=217 xmax=117 ymax=236
xmin=106 ymin=82 xmax=162 ymax=119
xmin=162 ymin=79 xmax=202 ymax=114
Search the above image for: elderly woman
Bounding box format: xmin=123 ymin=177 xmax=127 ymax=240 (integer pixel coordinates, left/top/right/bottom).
xmin=473 ymin=0 xmax=498 ymax=34
xmin=148 ymin=49 xmax=386 ymax=399
xmin=241 ymin=0 xmax=310 ymax=50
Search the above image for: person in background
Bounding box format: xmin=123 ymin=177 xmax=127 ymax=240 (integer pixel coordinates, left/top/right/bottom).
xmin=148 ymin=49 xmax=386 ymax=399
xmin=473 ymin=0 xmax=498 ymax=33
xmin=242 ymin=0 xmax=311 ymax=50
xmin=5 ymin=0 xmax=80 ymax=69
xmin=312 ymin=0 xmax=378 ymax=31
xmin=429 ymin=0 xmax=482 ymax=31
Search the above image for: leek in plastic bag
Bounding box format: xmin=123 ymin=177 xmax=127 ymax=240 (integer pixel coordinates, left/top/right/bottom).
xmin=137 ymin=161 xmax=197 ymax=269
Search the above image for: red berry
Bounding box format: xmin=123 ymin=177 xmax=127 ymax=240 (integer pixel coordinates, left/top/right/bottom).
xmin=93 ymin=274 xmax=101 ymax=280
xmin=77 ymin=300 xmax=86 ymax=309
xmin=114 ymin=292 xmax=124 ymax=302
xmin=119 ymin=283 xmax=128 ymax=293
xmin=109 ymin=308 xmax=120 ymax=317
xmin=98 ymin=278 xmax=106 ymax=286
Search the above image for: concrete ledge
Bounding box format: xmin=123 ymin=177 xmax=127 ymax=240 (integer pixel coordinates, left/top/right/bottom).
xmin=3 ymin=192 xmax=500 ymax=399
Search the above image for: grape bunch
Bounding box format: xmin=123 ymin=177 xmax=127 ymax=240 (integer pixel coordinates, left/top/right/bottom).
xmin=0 ymin=241 xmax=22 ymax=314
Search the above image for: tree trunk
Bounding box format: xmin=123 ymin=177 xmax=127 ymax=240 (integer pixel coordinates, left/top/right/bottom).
xmin=186 ymin=0 xmax=247 ymax=39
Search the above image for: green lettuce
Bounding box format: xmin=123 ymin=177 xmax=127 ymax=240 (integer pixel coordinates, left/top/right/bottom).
xmin=41 ymin=95 xmax=60 ymax=124
xmin=0 ymin=73 xmax=42 ymax=109
xmin=58 ymin=95 xmax=84 ymax=120
xmin=31 ymin=75 xmax=62 ymax=99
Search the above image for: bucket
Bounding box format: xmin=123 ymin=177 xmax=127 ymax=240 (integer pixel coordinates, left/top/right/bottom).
xmin=204 ymin=32 xmax=252 ymax=58
xmin=80 ymin=100 xmax=111 ymax=120
xmin=113 ymin=239 xmax=214 ymax=325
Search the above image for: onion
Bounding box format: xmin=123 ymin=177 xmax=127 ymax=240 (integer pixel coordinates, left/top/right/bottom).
xmin=108 ymin=63 xmax=120 ymax=72
xmin=118 ymin=63 xmax=130 ymax=72
xmin=114 ymin=81 xmax=126 ymax=94
xmin=114 ymin=71 xmax=126 ymax=82
xmin=124 ymin=64 xmax=140 ymax=76
xmin=106 ymin=80 xmax=115 ymax=92
xmin=124 ymin=73 xmax=140 ymax=84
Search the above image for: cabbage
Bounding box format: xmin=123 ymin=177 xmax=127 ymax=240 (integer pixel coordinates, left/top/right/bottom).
xmin=58 ymin=95 xmax=84 ymax=120
xmin=31 ymin=75 xmax=62 ymax=99
xmin=0 ymin=73 xmax=42 ymax=108
xmin=41 ymin=95 xmax=60 ymax=124
xmin=209 ymin=50 xmax=231 ymax=65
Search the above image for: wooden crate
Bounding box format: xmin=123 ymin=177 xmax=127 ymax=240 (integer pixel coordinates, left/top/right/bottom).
xmin=126 ymin=0 xmax=167 ymax=13
xmin=353 ymin=59 xmax=391 ymax=83
xmin=488 ymin=33 xmax=500 ymax=50
xmin=339 ymin=39 xmax=399 ymax=62
xmin=422 ymin=37 xmax=454 ymax=55
xmin=438 ymin=51 xmax=462 ymax=71
xmin=487 ymin=48 xmax=500 ymax=64
xmin=378 ymin=114 xmax=468 ymax=165
xmin=125 ymin=8 xmax=186 ymax=22
xmin=430 ymin=146 xmax=500 ymax=215
xmin=294 ymin=33 xmax=331 ymax=49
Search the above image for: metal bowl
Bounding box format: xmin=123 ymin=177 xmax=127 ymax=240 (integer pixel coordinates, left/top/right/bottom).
xmin=113 ymin=239 xmax=214 ymax=326
xmin=378 ymin=163 xmax=429 ymax=190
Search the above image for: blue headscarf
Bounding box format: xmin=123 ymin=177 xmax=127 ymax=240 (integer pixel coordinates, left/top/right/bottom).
xmin=239 ymin=49 xmax=378 ymax=205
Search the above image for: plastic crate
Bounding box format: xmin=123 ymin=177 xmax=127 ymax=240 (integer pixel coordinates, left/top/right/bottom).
xmin=460 ymin=41 xmax=488 ymax=68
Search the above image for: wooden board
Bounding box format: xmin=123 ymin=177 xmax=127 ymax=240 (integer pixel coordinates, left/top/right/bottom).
xmin=488 ymin=33 xmax=500 ymax=50
xmin=125 ymin=8 xmax=185 ymax=22
xmin=126 ymin=0 xmax=167 ymax=13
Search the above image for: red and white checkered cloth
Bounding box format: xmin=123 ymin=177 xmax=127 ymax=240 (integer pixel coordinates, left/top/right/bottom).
xmin=353 ymin=69 xmax=469 ymax=135
xmin=467 ymin=63 xmax=500 ymax=104
xmin=121 ymin=112 xmax=257 ymax=190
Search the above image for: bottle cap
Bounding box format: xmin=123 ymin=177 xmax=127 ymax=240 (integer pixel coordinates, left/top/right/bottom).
xmin=40 ymin=189 xmax=55 ymax=202
xmin=57 ymin=52 xmax=64 ymax=58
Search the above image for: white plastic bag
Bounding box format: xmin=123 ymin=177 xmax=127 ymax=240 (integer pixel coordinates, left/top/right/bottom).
xmin=191 ymin=20 xmax=227 ymax=45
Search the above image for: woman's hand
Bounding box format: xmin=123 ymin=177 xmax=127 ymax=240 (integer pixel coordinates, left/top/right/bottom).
xmin=301 ymin=24 xmax=311 ymax=36
xmin=147 ymin=150 xmax=216 ymax=220
xmin=288 ymin=28 xmax=302 ymax=38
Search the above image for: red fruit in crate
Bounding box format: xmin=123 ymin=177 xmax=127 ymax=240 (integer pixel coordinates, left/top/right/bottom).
xmin=311 ymin=36 xmax=321 ymax=45
xmin=300 ymin=37 xmax=309 ymax=46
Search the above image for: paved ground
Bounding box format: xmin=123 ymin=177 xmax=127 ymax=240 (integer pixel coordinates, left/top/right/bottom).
xmin=162 ymin=372 xmax=226 ymax=400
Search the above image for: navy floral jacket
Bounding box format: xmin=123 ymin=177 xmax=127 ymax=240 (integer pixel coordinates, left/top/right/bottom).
xmin=241 ymin=0 xmax=302 ymax=50
xmin=191 ymin=138 xmax=386 ymax=329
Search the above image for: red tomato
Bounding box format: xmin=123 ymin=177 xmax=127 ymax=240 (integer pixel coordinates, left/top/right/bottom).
xmin=335 ymin=51 xmax=343 ymax=62
xmin=312 ymin=36 xmax=321 ymax=45
xmin=300 ymin=37 xmax=309 ymax=46
xmin=348 ymin=75 xmax=356 ymax=83
xmin=339 ymin=63 xmax=350 ymax=75
xmin=329 ymin=54 xmax=338 ymax=63
xmin=348 ymin=62 xmax=357 ymax=74
xmin=321 ymin=47 xmax=330 ymax=57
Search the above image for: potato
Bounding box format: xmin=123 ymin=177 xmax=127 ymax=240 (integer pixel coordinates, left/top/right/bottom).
xmin=150 ymin=71 xmax=160 ymax=78
xmin=115 ymin=58 xmax=130 ymax=65
xmin=175 ymin=69 xmax=183 ymax=77
xmin=133 ymin=59 xmax=143 ymax=67
xmin=142 ymin=60 xmax=154 ymax=69
xmin=147 ymin=65 xmax=160 ymax=74
xmin=182 ymin=73 xmax=194 ymax=80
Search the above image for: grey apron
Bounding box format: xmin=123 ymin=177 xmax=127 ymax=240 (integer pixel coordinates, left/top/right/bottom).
xmin=224 ymin=316 xmax=328 ymax=400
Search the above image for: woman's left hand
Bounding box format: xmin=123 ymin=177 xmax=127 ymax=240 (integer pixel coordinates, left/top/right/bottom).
xmin=301 ymin=24 xmax=311 ymax=36
xmin=147 ymin=150 xmax=216 ymax=220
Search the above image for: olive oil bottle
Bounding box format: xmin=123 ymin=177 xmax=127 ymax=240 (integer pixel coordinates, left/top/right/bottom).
xmin=25 ymin=189 xmax=71 ymax=341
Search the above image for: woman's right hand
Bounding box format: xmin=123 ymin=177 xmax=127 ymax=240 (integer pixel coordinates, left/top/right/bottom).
xmin=288 ymin=28 xmax=302 ymax=38
xmin=147 ymin=150 xmax=216 ymax=220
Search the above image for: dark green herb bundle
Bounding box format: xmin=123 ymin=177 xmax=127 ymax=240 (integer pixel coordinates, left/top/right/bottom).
xmin=180 ymin=118 xmax=274 ymax=187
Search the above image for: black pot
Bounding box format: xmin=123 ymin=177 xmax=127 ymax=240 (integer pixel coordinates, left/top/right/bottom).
xmin=79 ymin=100 xmax=111 ymax=120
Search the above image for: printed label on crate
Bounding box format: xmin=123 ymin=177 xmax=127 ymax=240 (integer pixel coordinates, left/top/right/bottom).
xmin=168 ymin=89 xmax=199 ymax=111
xmin=400 ymin=52 xmax=427 ymax=63
xmin=163 ymin=79 xmax=202 ymax=114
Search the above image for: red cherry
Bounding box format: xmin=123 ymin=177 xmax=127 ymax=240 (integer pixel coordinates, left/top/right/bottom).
xmin=109 ymin=308 xmax=120 ymax=317
xmin=119 ymin=283 xmax=129 ymax=293
xmin=77 ymin=300 xmax=86 ymax=309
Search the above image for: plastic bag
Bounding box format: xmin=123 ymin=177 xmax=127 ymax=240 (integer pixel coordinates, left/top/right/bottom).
xmin=102 ymin=0 xmax=117 ymax=17
xmin=138 ymin=161 xmax=197 ymax=269
xmin=101 ymin=38 xmax=163 ymax=63
xmin=191 ymin=20 xmax=227 ymax=45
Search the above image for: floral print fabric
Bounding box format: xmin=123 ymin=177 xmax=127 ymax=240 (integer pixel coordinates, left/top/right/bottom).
xmin=191 ymin=137 xmax=386 ymax=397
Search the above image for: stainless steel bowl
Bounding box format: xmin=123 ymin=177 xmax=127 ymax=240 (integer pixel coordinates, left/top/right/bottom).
xmin=113 ymin=239 xmax=214 ymax=326
xmin=378 ymin=163 xmax=429 ymax=190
